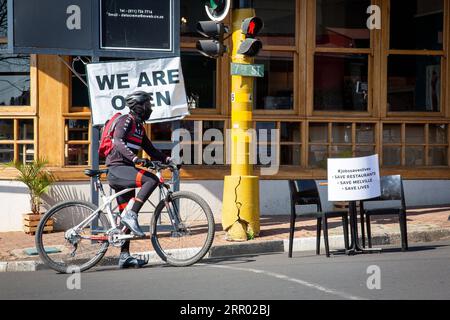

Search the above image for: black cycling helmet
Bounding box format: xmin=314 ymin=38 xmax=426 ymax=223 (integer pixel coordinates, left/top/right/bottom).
xmin=126 ymin=91 xmax=150 ymax=109
xmin=126 ymin=91 xmax=152 ymax=122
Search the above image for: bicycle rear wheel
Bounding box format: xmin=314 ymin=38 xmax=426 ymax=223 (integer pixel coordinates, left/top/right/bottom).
xmin=151 ymin=191 xmax=215 ymax=267
xmin=35 ymin=200 xmax=110 ymax=273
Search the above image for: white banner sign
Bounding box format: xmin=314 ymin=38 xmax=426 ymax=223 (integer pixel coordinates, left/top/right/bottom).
xmin=86 ymin=57 xmax=189 ymax=126
xmin=327 ymin=154 xmax=381 ymax=202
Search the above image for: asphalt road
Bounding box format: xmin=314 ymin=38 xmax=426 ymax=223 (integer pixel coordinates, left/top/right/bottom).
xmin=1 ymin=241 xmax=450 ymax=300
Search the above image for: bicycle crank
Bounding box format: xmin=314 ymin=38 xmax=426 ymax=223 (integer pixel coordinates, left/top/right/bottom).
xmin=107 ymin=228 xmax=126 ymax=247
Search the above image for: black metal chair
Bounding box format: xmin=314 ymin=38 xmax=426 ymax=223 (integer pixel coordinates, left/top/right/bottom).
xmin=288 ymin=180 xmax=350 ymax=258
xmin=360 ymin=175 xmax=408 ymax=251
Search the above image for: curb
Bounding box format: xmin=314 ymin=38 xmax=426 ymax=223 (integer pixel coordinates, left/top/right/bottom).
xmin=1 ymin=228 xmax=450 ymax=272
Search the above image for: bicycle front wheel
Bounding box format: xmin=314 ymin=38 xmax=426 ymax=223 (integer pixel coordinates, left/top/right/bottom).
xmin=151 ymin=191 xmax=215 ymax=267
xmin=35 ymin=200 xmax=110 ymax=273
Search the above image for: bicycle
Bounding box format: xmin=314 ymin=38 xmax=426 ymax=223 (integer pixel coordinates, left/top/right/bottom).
xmin=35 ymin=161 xmax=215 ymax=273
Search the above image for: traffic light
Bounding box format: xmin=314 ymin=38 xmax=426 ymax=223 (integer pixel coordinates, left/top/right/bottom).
xmin=204 ymin=0 xmax=231 ymax=22
xmin=237 ymin=17 xmax=264 ymax=57
xmin=196 ymin=21 xmax=229 ymax=58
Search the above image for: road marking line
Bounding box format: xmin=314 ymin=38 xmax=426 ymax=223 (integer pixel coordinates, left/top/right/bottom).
xmin=202 ymin=264 xmax=366 ymax=300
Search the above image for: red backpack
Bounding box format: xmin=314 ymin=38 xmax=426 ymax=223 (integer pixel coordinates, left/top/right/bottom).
xmin=98 ymin=113 xmax=127 ymax=158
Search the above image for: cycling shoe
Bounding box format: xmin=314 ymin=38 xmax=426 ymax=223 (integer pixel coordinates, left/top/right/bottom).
xmin=120 ymin=210 xmax=145 ymax=238
xmin=118 ymin=252 xmax=148 ymax=269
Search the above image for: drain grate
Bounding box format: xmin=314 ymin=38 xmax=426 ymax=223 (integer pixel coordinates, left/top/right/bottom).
xmin=23 ymin=247 xmax=61 ymax=256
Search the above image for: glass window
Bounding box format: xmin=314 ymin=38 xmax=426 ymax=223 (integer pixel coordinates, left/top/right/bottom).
xmin=316 ymin=0 xmax=371 ymax=48
xmin=356 ymin=123 xmax=375 ymax=144
xmin=429 ymin=147 xmax=447 ymax=166
xmin=355 ymin=145 xmax=375 ymax=157
xmin=280 ymin=145 xmax=301 ymax=165
xmin=19 ymin=119 xmax=34 ymax=140
xmin=309 ymin=145 xmax=328 ymax=168
xmin=180 ymin=0 xmax=210 ymax=42
xmin=256 ymin=122 xmax=276 ymax=143
xmin=332 ymin=123 xmax=352 ymax=143
xmin=66 ymin=144 xmax=89 ymax=166
xmin=0 ymin=0 xmax=7 ymax=50
xmin=71 ymin=58 xmax=89 ymax=107
xmin=390 ymin=0 xmax=444 ymax=50
xmin=18 ymin=144 xmax=34 ymax=164
xmin=0 ymin=143 xmax=13 ymax=163
xmin=383 ymin=124 xmax=401 ymax=143
xmin=406 ymin=146 xmax=425 ymax=166
xmin=383 ymin=146 xmax=401 ymax=166
xmin=387 ymin=55 xmax=441 ymax=112
xmin=406 ymin=124 xmax=425 ymax=144
xmin=429 ymin=124 xmax=447 ymax=144
xmin=66 ymin=120 xmax=89 ymax=141
xmin=181 ymin=51 xmax=216 ymax=109
xmin=202 ymin=121 xmax=224 ymax=138
xmin=255 ymin=52 xmax=294 ymax=110
xmin=309 ymin=123 xmax=328 ymax=143
xmin=151 ymin=122 xmax=173 ymax=141
xmin=0 ymin=54 xmax=30 ymax=106
xmin=0 ymin=119 xmax=13 ymax=140
xmin=179 ymin=120 xmax=196 ymax=139
xmin=280 ymin=122 xmax=300 ymax=142
xmin=0 ymin=118 xmax=36 ymax=163
xmin=330 ymin=145 xmax=352 ymax=158
xmin=254 ymin=0 xmax=296 ymax=46
xmin=314 ymin=53 xmax=368 ymax=111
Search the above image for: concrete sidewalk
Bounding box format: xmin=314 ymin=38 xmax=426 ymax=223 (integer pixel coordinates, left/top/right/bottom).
xmin=1 ymin=206 xmax=450 ymax=272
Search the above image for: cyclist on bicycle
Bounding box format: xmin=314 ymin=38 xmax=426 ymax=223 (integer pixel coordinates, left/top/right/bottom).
xmin=106 ymin=90 xmax=173 ymax=268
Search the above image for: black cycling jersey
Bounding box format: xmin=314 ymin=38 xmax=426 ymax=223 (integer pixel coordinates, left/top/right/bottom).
xmin=105 ymin=113 xmax=167 ymax=167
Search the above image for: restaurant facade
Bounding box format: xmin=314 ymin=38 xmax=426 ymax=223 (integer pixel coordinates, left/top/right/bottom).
xmin=1 ymin=0 xmax=450 ymax=231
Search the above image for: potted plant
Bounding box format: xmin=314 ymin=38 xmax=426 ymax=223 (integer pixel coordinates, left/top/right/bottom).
xmin=5 ymin=158 xmax=55 ymax=234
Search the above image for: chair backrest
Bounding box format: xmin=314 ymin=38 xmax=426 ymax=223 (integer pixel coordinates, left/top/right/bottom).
xmin=364 ymin=175 xmax=406 ymax=208
xmin=288 ymin=180 xmax=322 ymax=208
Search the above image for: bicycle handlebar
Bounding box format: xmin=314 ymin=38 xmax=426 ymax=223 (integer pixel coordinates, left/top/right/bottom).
xmin=145 ymin=161 xmax=181 ymax=172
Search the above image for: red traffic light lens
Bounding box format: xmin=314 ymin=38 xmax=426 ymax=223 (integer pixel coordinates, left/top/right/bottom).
xmin=241 ymin=17 xmax=263 ymax=37
xmin=248 ymin=21 xmax=256 ymax=36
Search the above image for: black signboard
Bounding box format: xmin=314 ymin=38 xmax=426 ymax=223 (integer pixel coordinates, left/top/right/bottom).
xmin=11 ymin=0 xmax=93 ymax=55
xmin=9 ymin=0 xmax=179 ymax=58
xmin=101 ymin=0 xmax=172 ymax=52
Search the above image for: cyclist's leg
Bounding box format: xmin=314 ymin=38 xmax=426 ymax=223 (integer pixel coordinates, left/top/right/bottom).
xmin=107 ymin=166 xmax=159 ymax=235
xmin=131 ymin=170 xmax=159 ymax=214
xmin=108 ymin=166 xmax=148 ymax=268
xmin=108 ymin=165 xmax=159 ymax=214
xmin=116 ymin=189 xmax=135 ymax=253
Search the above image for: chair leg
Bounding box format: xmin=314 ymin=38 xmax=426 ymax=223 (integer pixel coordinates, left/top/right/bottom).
xmin=360 ymin=209 xmax=366 ymax=248
xmin=323 ymin=217 xmax=330 ymax=257
xmin=366 ymin=215 xmax=372 ymax=248
xmin=400 ymin=212 xmax=408 ymax=251
xmin=342 ymin=214 xmax=349 ymax=250
xmin=288 ymin=207 xmax=296 ymax=258
xmin=316 ymin=217 xmax=322 ymax=255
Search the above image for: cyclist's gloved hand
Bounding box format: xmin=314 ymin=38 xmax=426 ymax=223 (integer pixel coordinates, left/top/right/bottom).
xmin=133 ymin=157 xmax=151 ymax=167
xmin=165 ymin=157 xmax=178 ymax=170
xmin=164 ymin=156 xmax=172 ymax=164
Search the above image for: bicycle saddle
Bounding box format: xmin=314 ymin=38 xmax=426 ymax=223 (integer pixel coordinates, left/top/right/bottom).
xmin=84 ymin=169 xmax=109 ymax=177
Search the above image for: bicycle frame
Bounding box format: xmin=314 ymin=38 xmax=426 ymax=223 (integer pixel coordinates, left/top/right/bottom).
xmin=65 ymin=170 xmax=180 ymax=243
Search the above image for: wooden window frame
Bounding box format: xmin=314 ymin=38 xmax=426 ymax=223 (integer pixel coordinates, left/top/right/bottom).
xmin=63 ymin=116 xmax=91 ymax=167
xmin=0 ymin=54 xmax=38 ymax=116
xmin=252 ymin=0 xmax=300 ymax=116
xmin=0 ymin=116 xmax=37 ymax=163
xmin=306 ymin=120 xmax=378 ymax=167
xmin=306 ymin=0 xmax=378 ymax=118
xmin=381 ymin=0 xmax=449 ymax=118
xmin=380 ymin=121 xmax=450 ymax=167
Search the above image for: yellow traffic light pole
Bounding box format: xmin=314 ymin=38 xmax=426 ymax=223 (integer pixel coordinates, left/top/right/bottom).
xmin=222 ymin=7 xmax=260 ymax=241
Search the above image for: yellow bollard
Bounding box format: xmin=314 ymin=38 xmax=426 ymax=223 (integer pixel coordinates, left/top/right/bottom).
xmin=222 ymin=8 xmax=260 ymax=241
